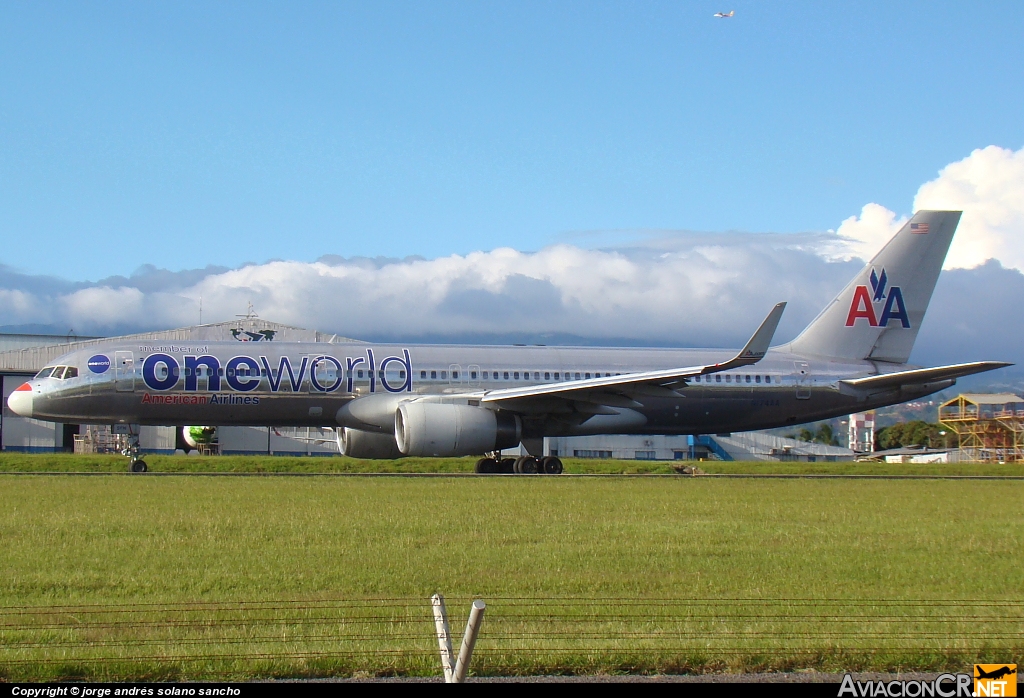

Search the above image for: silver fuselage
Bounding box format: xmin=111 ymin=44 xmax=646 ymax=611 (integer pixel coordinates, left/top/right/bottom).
xmin=16 ymin=340 xmax=948 ymax=437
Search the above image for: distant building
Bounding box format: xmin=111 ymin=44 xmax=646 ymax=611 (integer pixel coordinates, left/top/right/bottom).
xmin=939 ymin=393 xmax=1024 ymax=463
xmin=848 ymin=411 xmax=875 ymax=453
xmin=544 ymin=432 xmax=855 ymax=462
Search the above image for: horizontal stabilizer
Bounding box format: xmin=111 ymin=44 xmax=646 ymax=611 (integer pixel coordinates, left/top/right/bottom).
xmin=839 ymin=361 xmax=1012 ymax=394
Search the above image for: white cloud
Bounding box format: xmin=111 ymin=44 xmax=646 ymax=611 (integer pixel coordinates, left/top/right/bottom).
xmin=832 ymin=203 xmax=906 ymax=264
xmin=915 ymin=145 xmax=1024 ymax=270
xmin=833 ymin=145 xmax=1024 ymax=271
xmin=1 ymin=145 xmax=1023 ymax=370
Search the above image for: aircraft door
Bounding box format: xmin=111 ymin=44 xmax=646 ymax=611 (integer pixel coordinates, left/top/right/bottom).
xmin=793 ymin=361 xmax=811 ymax=400
xmin=449 ymin=364 xmax=462 ymax=386
xmin=115 ymin=352 xmax=135 ymax=392
xmin=310 ymin=355 xmax=340 ymax=392
xmin=467 ymin=364 xmax=481 ymax=387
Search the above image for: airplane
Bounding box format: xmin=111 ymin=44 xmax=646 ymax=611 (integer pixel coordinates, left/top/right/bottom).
xmin=714 ymin=11 xmax=734 ymax=18
xmin=975 ymin=666 xmax=1016 ymax=681
xmin=7 ymin=210 xmax=1011 ymax=473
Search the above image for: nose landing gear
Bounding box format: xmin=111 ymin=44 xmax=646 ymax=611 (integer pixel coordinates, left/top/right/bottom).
xmin=119 ymin=425 xmax=148 ymax=473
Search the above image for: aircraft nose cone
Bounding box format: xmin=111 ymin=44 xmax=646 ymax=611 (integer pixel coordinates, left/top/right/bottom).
xmin=7 ymin=383 xmax=34 ymax=418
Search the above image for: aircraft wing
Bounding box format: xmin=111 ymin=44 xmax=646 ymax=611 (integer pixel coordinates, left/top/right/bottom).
xmin=838 ymin=361 xmax=1012 ymax=395
xmin=479 ymin=302 xmax=785 ymax=406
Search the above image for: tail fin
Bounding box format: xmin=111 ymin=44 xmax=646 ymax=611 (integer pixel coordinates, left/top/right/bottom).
xmin=786 ymin=210 xmax=961 ymax=363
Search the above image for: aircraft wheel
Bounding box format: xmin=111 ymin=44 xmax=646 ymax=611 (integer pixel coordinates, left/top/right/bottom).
xmin=515 ymin=455 xmax=538 ymax=474
xmin=499 ymin=458 xmax=515 ymax=474
xmin=130 ymin=460 xmax=148 ymax=473
xmin=541 ymin=456 xmax=563 ymax=474
xmin=475 ymin=458 xmax=498 ymax=474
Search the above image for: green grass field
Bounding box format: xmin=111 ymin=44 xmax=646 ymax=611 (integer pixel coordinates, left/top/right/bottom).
xmin=2 ymin=451 xmax=1024 ymax=476
xmin=0 ymin=469 xmax=1021 ymax=680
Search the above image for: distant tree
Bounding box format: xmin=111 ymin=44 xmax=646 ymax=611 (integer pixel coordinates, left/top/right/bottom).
xmin=797 ymin=428 xmax=815 ymax=442
xmin=813 ymin=423 xmax=840 ymax=446
xmin=875 ymin=421 xmax=942 ymax=449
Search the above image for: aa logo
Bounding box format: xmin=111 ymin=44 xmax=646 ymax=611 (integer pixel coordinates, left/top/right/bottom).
xmin=845 ymin=267 xmax=911 ymax=328
xmin=975 ymin=664 xmax=1017 ymax=697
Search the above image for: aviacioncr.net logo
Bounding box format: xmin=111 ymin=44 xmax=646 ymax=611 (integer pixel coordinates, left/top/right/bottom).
xmin=839 ymin=673 xmax=974 ymax=697
xmin=846 ymin=267 xmax=911 ymax=329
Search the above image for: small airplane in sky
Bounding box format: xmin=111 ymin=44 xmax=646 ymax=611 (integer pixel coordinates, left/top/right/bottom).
xmin=714 ymin=11 xmax=735 ymax=18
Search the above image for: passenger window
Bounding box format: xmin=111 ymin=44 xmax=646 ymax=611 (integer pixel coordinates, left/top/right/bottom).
xmin=400 ymin=370 xmax=406 ymax=379
xmin=430 ymin=370 xmax=436 ymax=379
xmin=420 ymin=371 xmax=427 ymax=379
xmin=544 ymin=372 xmax=550 ymax=380
xmin=470 ymin=371 xmax=477 ymax=379
xmin=452 ymin=371 xmax=458 ymax=379
xmin=715 ymin=375 xmax=721 ymax=383
xmin=725 ymin=375 xmax=731 ymax=383
xmin=358 ymin=370 xmax=364 ymax=378
xmin=554 ymin=372 xmax=560 ymax=380
xmin=440 ymin=371 xmax=447 ymax=379
xmin=575 ymin=372 xmax=581 ymax=380
xmin=585 ymin=373 xmax=591 ymax=379
xmin=745 ymin=375 xmax=751 ymax=383
xmin=766 ymin=375 xmax=772 ymax=383
xmin=504 ymin=371 xmax=509 ymax=380
xmin=513 ymin=372 xmax=520 ymax=380
xmin=755 ymin=375 xmax=761 ymax=383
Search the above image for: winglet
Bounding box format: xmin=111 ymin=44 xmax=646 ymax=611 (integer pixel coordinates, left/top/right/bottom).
xmin=706 ymin=302 xmax=786 ymax=372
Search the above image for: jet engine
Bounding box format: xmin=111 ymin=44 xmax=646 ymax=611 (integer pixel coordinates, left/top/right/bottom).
xmin=395 ymin=402 xmax=521 ymax=457
xmin=337 ymin=427 xmax=404 ymax=459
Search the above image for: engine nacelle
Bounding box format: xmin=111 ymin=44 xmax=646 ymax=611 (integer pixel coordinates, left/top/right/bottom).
xmin=338 ymin=427 xmax=404 ymax=459
xmin=395 ymin=402 xmax=521 ymax=457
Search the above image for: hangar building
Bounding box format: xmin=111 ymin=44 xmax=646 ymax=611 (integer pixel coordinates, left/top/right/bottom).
xmin=0 ymin=319 xmax=348 ymax=455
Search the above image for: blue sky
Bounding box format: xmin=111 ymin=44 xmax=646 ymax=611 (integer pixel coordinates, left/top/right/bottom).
xmin=2 ymin=1 xmax=1022 ymax=280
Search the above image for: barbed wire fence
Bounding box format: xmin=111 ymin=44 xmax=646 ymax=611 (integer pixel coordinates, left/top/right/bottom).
xmin=1 ymin=597 xmax=1021 ymax=681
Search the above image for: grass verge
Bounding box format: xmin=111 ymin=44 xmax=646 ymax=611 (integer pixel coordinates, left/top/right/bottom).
xmin=0 ymin=476 xmax=1021 ymax=679
xmin=0 ymin=452 xmax=1022 ymax=476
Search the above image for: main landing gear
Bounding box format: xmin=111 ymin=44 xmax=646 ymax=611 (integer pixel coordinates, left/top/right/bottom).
xmin=474 ymin=455 xmax=563 ymax=475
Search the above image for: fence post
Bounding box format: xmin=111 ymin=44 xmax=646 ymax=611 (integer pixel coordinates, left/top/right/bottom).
xmin=452 ymin=599 xmax=486 ymax=683
xmin=431 ymin=593 xmax=455 ymax=683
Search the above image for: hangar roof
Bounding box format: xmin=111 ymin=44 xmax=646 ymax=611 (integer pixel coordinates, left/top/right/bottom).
xmin=0 ymin=320 xmax=360 ymax=374
xmin=956 ymin=393 xmax=1023 ymax=404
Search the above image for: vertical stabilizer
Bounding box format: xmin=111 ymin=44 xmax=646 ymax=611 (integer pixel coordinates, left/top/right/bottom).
xmin=786 ymin=210 xmax=960 ymax=363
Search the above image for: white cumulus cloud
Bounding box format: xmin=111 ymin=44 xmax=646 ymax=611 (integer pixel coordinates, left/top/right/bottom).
xmin=915 ymin=145 xmax=1024 ymax=270
xmin=833 ymin=145 xmax=1024 ymax=271
xmin=1 ymin=145 xmax=1023 ymax=372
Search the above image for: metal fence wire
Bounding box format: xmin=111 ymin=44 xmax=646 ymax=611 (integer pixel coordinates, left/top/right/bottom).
xmin=0 ymin=597 xmax=1021 ymax=680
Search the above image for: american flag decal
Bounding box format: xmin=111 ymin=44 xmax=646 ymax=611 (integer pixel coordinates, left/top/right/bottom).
xmin=910 ymin=222 xmax=929 ymax=234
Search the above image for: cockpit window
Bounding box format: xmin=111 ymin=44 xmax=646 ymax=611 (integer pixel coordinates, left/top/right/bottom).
xmin=35 ymin=367 xmax=56 ymax=379
xmin=64 ymin=366 xmax=78 ymax=379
